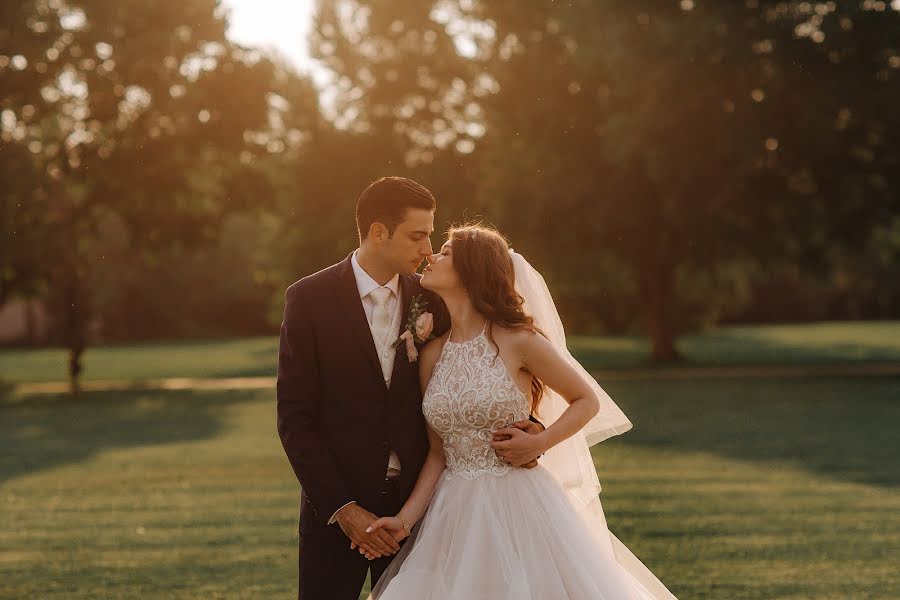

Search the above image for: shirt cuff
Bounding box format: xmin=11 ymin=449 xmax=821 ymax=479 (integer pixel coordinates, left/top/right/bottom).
xmin=327 ymin=500 xmax=357 ymax=525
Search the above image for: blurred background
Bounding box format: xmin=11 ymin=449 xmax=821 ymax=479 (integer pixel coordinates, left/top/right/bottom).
xmin=1 ymin=1 xmax=899 ymax=598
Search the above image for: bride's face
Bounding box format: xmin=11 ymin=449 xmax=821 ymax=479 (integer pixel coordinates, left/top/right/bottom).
xmin=421 ymin=240 xmax=461 ymax=292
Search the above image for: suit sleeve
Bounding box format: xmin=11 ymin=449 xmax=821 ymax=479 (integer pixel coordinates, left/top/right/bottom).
xmin=276 ymin=285 xmax=354 ymax=524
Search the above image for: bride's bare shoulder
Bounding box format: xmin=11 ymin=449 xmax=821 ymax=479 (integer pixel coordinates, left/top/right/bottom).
xmin=490 ymin=324 xmax=541 ymax=354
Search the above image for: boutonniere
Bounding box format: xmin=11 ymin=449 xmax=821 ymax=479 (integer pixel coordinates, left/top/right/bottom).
xmin=392 ymin=294 xmax=434 ymax=362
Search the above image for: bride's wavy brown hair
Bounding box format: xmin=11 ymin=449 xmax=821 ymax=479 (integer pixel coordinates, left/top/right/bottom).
xmin=448 ymin=223 xmax=547 ymax=414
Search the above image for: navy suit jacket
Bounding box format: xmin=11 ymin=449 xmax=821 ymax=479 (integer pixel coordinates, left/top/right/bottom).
xmin=276 ymin=253 xmax=449 ymax=534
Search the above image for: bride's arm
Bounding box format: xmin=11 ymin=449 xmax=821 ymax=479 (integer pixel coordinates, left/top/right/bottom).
xmin=368 ymin=426 xmax=445 ymax=535
xmin=365 ymin=338 xmax=447 ymax=547
xmin=492 ymin=332 xmax=600 ymax=462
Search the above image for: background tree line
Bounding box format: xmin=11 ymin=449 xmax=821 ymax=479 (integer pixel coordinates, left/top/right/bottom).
xmin=2 ymin=0 xmax=899 ymax=385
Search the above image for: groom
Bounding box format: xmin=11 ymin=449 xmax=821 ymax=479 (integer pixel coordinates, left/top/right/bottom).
xmin=277 ymin=176 xmax=543 ymax=600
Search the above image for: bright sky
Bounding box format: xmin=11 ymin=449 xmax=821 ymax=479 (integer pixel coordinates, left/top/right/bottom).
xmin=220 ymin=0 xmax=318 ymax=74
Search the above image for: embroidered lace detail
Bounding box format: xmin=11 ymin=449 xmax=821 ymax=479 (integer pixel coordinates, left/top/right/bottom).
xmin=422 ymin=330 xmax=531 ymax=480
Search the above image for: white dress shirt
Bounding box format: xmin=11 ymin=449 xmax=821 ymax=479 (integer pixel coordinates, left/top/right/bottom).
xmin=352 ymin=250 xmax=401 ymax=331
xmin=328 ymin=250 xmax=403 ymax=525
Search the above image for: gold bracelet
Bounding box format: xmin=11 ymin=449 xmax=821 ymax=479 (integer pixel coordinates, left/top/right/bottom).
xmin=397 ymin=513 xmax=412 ymax=536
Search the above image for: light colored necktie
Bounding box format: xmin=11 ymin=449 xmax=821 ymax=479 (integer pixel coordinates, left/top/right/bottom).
xmin=368 ymin=286 xmax=394 ymax=382
xmin=367 ymin=286 xmax=402 ymax=477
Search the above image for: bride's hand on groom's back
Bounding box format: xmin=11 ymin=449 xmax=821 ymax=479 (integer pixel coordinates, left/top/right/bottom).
xmin=336 ymin=503 xmax=400 ymax=560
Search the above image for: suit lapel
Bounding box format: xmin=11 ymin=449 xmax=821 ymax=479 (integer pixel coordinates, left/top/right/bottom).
xmin=335 ymin=254 xmax=386 ymax=386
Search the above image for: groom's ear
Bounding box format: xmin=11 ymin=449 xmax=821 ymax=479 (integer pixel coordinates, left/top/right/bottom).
xmin=369 ymin=221 xmax=390 ymax=242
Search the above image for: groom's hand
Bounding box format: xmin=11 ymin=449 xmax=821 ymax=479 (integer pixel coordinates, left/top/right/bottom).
xmin=335 ymin=504 xmax=401 ymax=559
xmin=491 ymin=419 xmax=545 ymax=468
xmin=515 ymin=418 xmax=545 ymax=435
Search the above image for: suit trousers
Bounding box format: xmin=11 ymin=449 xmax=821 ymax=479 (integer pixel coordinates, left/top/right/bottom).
xmin=297 ymin=476 xmax=407 ymax=600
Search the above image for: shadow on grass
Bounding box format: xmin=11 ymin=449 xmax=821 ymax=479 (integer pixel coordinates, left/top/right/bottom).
xmin=0 ymin=388 xmax=261 ymax=485
xmin=603 ymin=375 xmax=900 ymax=487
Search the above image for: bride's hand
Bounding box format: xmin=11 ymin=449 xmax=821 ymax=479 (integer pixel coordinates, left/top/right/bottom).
xmin=491 ymin=425 xmax=547 ymax=467
xmin=367 ymin=516 xmax=410 ymax=544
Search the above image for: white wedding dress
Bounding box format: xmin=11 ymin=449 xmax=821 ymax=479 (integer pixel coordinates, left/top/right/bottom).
xmin=370 ymin=330 xmax=677 ymax=599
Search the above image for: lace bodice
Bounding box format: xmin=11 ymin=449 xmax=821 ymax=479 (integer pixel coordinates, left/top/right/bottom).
xmin=422 ymin=329 xmax=531 ymax=479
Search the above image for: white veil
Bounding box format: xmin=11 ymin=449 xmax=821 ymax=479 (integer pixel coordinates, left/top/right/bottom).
xmin=510 ymin=250 xmax=677 ymax=599
xmin=509 ymin=249 xmax=632 ymax=505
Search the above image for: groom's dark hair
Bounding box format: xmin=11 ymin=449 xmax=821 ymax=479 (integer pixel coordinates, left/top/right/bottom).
xmin=356 ymin=176 xmax=436 ymax=240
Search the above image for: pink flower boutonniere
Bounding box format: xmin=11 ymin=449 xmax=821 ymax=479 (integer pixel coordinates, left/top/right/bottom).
xmin=392 ymin=294 xmax=434 ymax=362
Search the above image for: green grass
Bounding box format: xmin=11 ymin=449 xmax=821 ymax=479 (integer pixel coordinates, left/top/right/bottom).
xmin=3 ymin=321 xmax=899 ymax=383
xmin=1 ymin=388 xmax=296 ymax=599
xmin=2 ymin=375 xmax=898 ymax=599
xmin=0 ymin=337 xmax=279 ymax=383
xmin=599 ymin=376 xmax=900 ymax=599
xmin=570 ymin=320 xmax=900 ymax=369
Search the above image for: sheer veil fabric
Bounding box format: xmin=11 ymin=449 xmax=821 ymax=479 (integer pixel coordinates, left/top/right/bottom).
xmin=508 ymin=250 xmax=676 ymax=599
xmin=508 ymin=249 xmax=632 ymax=506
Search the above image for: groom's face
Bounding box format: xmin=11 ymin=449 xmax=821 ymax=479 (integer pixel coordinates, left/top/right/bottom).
xmin=380 ymin=208 xmax=435 ymax=276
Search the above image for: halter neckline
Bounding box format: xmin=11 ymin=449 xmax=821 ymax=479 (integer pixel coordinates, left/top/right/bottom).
xmin=446 ymin=321 xmax=489 ymax=345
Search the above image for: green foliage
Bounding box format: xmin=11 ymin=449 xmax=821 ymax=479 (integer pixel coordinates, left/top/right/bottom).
xmin=2 ymin=0 xmax=899 ymax=365
xmin=469 ymin=0 xmax=900 ymax=357
xmin=300 ymin=0 xmax=897 ymax=358
xmin=0 ymin=0 xmax=309 ymax=383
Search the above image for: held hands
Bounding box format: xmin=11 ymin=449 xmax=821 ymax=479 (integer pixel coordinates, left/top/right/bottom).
xmin=491 ymin=418 xmax=546 ymax=468
xmin=353 ymin=515 xmax=411 ymax=561
xmin=368 ymin=515 xmax=410 ymax=541
xmin=338 ymin=419 xmax=545 ymax=560
xmin=335 ymin=503 xmax=401 ymax=560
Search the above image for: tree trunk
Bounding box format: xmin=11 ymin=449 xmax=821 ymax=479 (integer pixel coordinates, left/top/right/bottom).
xmin=25 ymin=300 xmax=38 ymax=346
xmin=68 ymin=343 xmax=84 ymax=397
xmin=60 ymin=264 xmax=88 ymax=398
xmin=641 ymin=263 xmax=680 ymax=363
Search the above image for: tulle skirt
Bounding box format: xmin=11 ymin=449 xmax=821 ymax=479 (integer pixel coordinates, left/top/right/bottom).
xmin=370 ymin=465 xmax=677 ymax=599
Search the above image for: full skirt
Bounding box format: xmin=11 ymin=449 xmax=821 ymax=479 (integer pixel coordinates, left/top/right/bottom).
xmin=370 ymin=465 xmax=677 ymax=599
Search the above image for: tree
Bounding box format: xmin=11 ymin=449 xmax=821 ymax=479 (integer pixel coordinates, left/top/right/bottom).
xmin=304 ymin=0 xmax=484 ymax=234
xmin=472 ymin=0 xmax=900 ymax=360
xmin=1 ymin=0 xmax=282 ymax=392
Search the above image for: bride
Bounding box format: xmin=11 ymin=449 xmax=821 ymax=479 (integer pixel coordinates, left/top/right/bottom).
xmin=364 ymin=224 xmax=677 ymax=599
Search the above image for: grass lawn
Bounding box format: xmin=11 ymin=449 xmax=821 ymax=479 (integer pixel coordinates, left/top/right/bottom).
xmin=2 ymin=375 xmax=898 ymax=599
xmin=1 ymin=337 xmax=279 ymax=383
xmin=3 ymin=320 xmax=900 ymax=383
xmin=570 ymin=320 xmax=900 ymax=369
